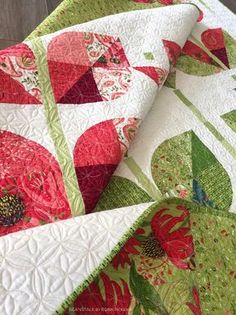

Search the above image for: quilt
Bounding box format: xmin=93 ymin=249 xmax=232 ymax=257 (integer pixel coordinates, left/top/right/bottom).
xmin=0 ymin=0 xmax=236 ymax=314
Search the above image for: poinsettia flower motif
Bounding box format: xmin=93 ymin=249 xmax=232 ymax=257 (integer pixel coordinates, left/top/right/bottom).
xmin=0 ymin=130 xmax=71 ymax=236
xmin=73 ymin=118 xmax=140 ymax=213
xmin=150 ymin=205 xmax=194 ymax=269
xmin=186 ymin=287 xmax=202 ymax=315
xmin=65 ymin=272 xmax=132 ymax=315
xmin=112 ymin=228 xmax=145 ymax=269
xmin=162 ymin=40 xmax=182 ymax=66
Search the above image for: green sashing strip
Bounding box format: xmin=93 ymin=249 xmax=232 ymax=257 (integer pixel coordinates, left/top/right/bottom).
xmin=125 ymin=156 xmax=162 ymax=200
xmin=174 ymin=89 xmax=236 ymax=160
xmin=30 ymin=38 xmax=85 ymax=216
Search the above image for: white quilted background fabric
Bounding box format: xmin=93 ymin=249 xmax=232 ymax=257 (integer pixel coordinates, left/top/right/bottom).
xmin=0 ymin=202 xmax=154 ymax=314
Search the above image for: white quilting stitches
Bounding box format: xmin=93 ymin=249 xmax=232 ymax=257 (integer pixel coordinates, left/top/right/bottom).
xmin=0 ymin=203 xmax=153 ymax=314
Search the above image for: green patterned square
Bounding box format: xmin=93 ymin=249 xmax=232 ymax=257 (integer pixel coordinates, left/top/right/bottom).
xmin=144 ymin=52 xmax=155 ymax=60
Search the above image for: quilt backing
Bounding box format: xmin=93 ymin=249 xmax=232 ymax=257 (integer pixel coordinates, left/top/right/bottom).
xmin=0 ymin=0 xmax=236 ymax=314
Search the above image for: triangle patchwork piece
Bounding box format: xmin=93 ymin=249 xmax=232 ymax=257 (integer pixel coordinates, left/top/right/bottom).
xmin=58 ymin=67 xmax=103 ymax=104
xmin=134 ymin=66 xmax=168 ymax=86
xmin=93 ymin=40 xmax=130 ymax=69
xmin=0 ymin=69 xmax=41 ymax=104
xmin=48 ymin=61 xmax=89 ymax=102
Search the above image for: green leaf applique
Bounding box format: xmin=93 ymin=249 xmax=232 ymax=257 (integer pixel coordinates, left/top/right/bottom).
xmin=176 ymin=53 xmax=220 ymax=76
xmin=151 ymin=131 xmax=233 ymax=210
xmin=221 ymin=110 xmax=236 ymax=133
xmin=95 ymin=176 xmax=153 ymax=211
xmin=223 ymin=30 xmax=236 ymax=68
xmin=129 ymin=261 xmax=169 ymax=315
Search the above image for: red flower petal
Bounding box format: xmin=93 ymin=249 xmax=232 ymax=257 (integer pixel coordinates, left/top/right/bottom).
xmin=158 ymin=0 xmax=173 ymax=4
xmin=112 ymin=228 xmax=145 ymax=269
xmin=186 ymin=287 xmax=202 ymax=315
xmin=162 ymin=237 xmax=194 ymax=268
xmin=102 ymin=273 xmax=116 ymax=306
xmin=151 ymin=205 xmax=194 ymax=269
xmin=182 ymin=40 xmax=212 ymax=64
xmin=197 ymin=10 xmax=204 ymax=22
xmin=71 ymin=273 xmax=131 ymax=314
xmin=0 ymin=131 xmax=71 ymax=236
xmin=74 ymin=120 xmax=122 ymax=167
xmin=192 ymin=287 xmax=201 ymax=306
xmin=201 ymin=28 xmax=225 ymax=50
xmin=163 ymin=40 xmax=182 ymax=66
xmin=74 ymin=119 xmax=140 ymax=213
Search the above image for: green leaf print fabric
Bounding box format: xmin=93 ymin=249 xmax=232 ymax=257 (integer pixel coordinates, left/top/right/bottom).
xmin=222 ymin=110 xmax=236 ymax=133
xmin=95 ymin=176 xmax=154 ymax=211
xmin=0 ymin=0 xmax=236 ymax=315
xmin=151 ymin=131 xmax=232 ymax=210
xmin=61 ymin=200 xmax=236 ymax=315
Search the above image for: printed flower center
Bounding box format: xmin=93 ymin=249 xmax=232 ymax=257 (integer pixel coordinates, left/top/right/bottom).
xmin=142 ymin=234 xmax=165 ymax=259
xmin=0 ymin=194 xmax=25 ymax=226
